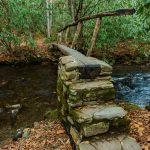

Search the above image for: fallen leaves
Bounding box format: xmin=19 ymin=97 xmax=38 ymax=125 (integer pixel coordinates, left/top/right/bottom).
xmin=0 ymin=109 xmax=149 ymax=150
xmin=129 ymin=109 xmax=150 ymax=150
xmin=0 ymin=120 xmax=72 ymax=150
xmin=56 ymin=130 xmax=65 ymax=135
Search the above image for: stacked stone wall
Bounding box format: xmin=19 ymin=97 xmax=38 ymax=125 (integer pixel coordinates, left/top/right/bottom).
xmin=57 ymin=55 xmax=141 ymax=150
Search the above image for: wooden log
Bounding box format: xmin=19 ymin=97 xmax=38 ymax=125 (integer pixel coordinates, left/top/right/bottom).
xmin=58 ymin=8 xmax=135 ymax=32
xmin=65 ymin=27 xmax=70 ymax=43
xmin=71 ymin=22 xmax=82 ymax=48
xmin=87 ymin=18 xmax=101 ymax=56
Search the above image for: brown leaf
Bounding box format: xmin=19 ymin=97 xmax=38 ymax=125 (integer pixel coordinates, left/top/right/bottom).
xmin=56 ymin=130 xmax=65 ymax=135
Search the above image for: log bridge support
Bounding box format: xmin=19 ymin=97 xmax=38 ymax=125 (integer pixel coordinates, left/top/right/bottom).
xmin=51 ymin=43 xmax=141 ymax=150
xmin=57 ymin=8 xmax=135 ymax=56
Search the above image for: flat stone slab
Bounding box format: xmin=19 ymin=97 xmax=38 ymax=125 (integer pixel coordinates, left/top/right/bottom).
xmin=78 ymin=135 xmax=141 ymax=150
xmin=70 ymin=104 xmax=127 ymax=124
xmin=121 ymin=136 xmax=141 ymax=150
xmin=88 ymin=57 xmax=112 ymax=73
xmin=70 ymin=105 xmax=104 ymax=124
xmin=54 ymin=44 xmax=102 ymax=79
xmin=53 ymin=44 xmax=112 ymax=75
xmin=94 ymin=106 xmax=127 ymax=120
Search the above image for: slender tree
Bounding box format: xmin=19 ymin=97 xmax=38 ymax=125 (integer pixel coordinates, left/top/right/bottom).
xmin=46 ymin=0 xmax=52 ymax=37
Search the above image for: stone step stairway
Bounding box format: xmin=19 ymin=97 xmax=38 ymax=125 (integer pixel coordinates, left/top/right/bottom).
xmin=55 ymin=44 xmax=141 ymax=150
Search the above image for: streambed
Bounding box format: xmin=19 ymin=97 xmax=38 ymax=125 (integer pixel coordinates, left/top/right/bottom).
xmin=0 ymin=64 xmax=57 ymax=146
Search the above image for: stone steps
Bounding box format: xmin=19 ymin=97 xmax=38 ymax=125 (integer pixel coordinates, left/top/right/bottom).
xmin=68 ymin=104 xmax=130 ymax=144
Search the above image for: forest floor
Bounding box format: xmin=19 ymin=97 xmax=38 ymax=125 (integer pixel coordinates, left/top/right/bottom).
xmin=0 ymin=35 xmax=60 ymax=64
xmin=0 ymin=36 xmax=150 ymax=65
xmin=0 ymin=109 xmax=149 ymax=150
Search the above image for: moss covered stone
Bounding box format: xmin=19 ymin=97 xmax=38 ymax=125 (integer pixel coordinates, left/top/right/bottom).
xmin=70 ymin=126 xmax=82 ymax=145
xmin=68 ymin=80 xmax=115 ymax=103
xmin=82 ymin=122 xmax=109 ymax=137
xmin=117 ymin=102 xmax=141 ymax=112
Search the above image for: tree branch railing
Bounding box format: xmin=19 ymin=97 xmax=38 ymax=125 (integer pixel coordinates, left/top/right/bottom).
xmin=57 ymin=8 xmax=136 ymax=56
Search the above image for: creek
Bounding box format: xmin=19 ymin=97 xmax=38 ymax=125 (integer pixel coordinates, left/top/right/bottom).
xmin=113 ymin=65 xmax=150 ymax=108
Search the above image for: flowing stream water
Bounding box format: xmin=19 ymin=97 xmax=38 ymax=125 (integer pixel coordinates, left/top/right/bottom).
xmin=0 ymin=64 xmax=150 ymax=146
xmin=113 ymin=65 xmax=150 ymax=108
xmin=0 ymin=64 xmax=57 ymax=146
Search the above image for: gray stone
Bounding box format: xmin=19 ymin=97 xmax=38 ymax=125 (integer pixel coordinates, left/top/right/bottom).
xmin=78 ymin=134 xmax=141 ymax=150
xmin=78 ymin=139 xmax=122 ymax=150
xmin=70 ymin=104 xmax=127 ymax=124
xmin=68 ymin=101 xmax=83 ymax=108
xmin=63 ymin=84 xmax=68 ymax=93
xmin=23 ymin=128 xmax=31 ymax=138
xmin=68 ymin=80 xmax=115 ymax=103
xmin=65 ymin=61 xmax=78 ymax=71
xmin=34 ymin=122 xmax=40 ymax=128
xmin=94 ymin=106 xmax=127 ymax=120
xmin=70 ymin=105 xmax=104 ymax=124
xmin=67 ymin=116 xmax=74 ymax=125
xmin=70 ymin=80 xmax=114 ymax=91
xmin=88 ymin=57 xmax=112 ymax=72
xmin=64 ymin=70 xmax=78 ymax=80
xmin=61 ymin=105 xmax=66 ymax=116
xmin=96 ymin=76 xmax=112 ymax=81
xmin=100 ymin=72 xmax=112 ymax=76
xmin=64 ymin=81 xmax=72 ymax=86
xmin=60 ymin=56 xmax=74 ymax=65
xmin=58 ymin=96 xmax=60 ymax=102
xmin=69 ymin=89 xmax=77 ymax=96
xmin=82 ymin=122 xmax=109 ymax=137
xmin=121 ymin=136 xmax=141 ymax=150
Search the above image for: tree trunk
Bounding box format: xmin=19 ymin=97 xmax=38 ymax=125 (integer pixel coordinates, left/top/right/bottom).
xmin=65 ymin=27 xmax=70 ymax=44
xmin=46 ymin=0 xmax=52 ymax=38
xmin=71 ymin=22 xmax=82 ymax=48
xmin=87 ymin=18 xmax=101 ymax=56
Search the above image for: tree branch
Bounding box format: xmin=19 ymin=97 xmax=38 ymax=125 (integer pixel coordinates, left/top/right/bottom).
xmin=58 ymin=8 xmax=136 ymax=32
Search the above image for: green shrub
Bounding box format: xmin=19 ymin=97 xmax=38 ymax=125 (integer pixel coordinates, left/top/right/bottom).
xmin=0 ymin=0 xmax=47 ymax=53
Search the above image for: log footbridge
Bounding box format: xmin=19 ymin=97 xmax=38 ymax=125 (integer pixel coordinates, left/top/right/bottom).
xmin=51 ymin=8 xmax=141 ymax=150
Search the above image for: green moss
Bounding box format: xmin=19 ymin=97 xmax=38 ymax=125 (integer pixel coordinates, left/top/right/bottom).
xmin=110 ymin=116 xmax=130 ymax=127
xmin=145 ymin=103 xmax=150 ymax=111
xmin=68 ymin=88 xmax=115 ymax=103
xmin=44 ymin=109 xmax=58 ymax=120
xmin=117 ymin=102 xmax=141 ymax=112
